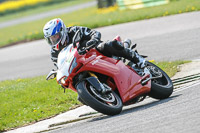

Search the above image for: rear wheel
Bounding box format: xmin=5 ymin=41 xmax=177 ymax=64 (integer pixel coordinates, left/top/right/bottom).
xmin=147 ymin=62 xmax=173 ymax=99
xmin=76 ymin=80 xmax=123 ymax=115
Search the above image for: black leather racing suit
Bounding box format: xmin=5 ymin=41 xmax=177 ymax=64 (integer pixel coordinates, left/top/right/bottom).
xmin=50 ymin=26 xmax=139 ymax=67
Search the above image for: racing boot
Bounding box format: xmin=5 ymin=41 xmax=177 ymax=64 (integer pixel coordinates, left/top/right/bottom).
xmin=134 ymin=52 xmax=147 ymax=69
xmin=122 ymin=48 xmax=146 ymax=69
xmin=111 ymin=39 xmax=146 ymax=68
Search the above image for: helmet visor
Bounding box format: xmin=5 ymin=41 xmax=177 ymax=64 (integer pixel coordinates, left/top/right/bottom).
xmin=46 ymin=32 xmax=62 ymax=46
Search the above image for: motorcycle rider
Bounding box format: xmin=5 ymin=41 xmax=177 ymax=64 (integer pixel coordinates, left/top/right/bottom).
xmin=43 ymin=18 xmax=146 ymax=69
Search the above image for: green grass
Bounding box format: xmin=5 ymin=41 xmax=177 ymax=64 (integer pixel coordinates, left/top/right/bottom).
xmin=0 ymin=0 xmax=94 ymax=23
xmin=0 ymin=60 xmax=188 ymax=131
xmin=152 ymin=60 xmax=190 ymax=77
xmin=0 ymin=76 xmax=80 ymax=131
xmin=0 ymin=0 xmax=200 ymax=48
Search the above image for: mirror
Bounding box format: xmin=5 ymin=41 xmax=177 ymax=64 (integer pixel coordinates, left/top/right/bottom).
xmin=46 ymin=70 xmax=57 ymax=80
xmin=72 ymin=30 xmax=81 ymax=47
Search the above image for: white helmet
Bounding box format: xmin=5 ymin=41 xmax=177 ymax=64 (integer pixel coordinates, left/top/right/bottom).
xmin=43 ymin=18 xmax=68 ymax=51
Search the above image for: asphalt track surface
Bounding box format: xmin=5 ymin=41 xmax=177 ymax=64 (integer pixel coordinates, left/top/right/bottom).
xmin=0 ymin=11 xmax=199 ymax=81
xmin=48 ymin=82 xmax=200 ymax=133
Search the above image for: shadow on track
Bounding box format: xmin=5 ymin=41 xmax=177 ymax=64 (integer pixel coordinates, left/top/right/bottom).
xmin=88 ymin=94 xmax=181 ymax=122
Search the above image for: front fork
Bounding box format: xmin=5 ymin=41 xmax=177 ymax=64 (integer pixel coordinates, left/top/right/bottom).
xmin=87 ymin=72 xmax=111 ymax=93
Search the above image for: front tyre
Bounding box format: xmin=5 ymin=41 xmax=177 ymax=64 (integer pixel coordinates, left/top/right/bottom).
xmin=76 ymin=80 xmax=123 ymax=115
xmin=147 ymin=62 xmax=173 ymax=99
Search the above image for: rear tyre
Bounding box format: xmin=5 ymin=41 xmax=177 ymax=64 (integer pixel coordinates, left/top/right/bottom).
xmin=147 ymin=62 xmax=173 ymax=99
xmin=76 ymin=80 xmax=123 ymax=115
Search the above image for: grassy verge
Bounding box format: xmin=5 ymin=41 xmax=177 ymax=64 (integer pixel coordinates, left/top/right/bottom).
xmin=152 ymin=60 xmax=190 ymax=77
xmin=0 ymin=0 xmax=200 ymax=48
xmin=0 ymin=76 xmax=80 ymax=131
xmin=0 ymin=0 xmax=94 ymax=23
xmin=0 ymin=60 xmax=188 ymax=131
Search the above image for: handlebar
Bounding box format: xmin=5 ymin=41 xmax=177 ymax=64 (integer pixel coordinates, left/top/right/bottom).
xmin=77 ymin=43 xmax=98 ymax=55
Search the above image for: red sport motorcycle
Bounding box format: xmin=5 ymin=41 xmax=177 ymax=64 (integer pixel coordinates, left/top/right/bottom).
xmin=46 ymin=30 xmax=173 ymax=115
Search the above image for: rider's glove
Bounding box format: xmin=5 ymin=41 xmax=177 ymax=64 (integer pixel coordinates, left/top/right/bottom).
xmin=86 ymin=38 xmax=99 ymax=47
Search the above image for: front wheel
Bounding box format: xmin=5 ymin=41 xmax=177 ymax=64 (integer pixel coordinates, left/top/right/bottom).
xmin=76 ymin=80 xmax=123 ymax=115
xmin=147 ymin=62 xmax=173 ymax=99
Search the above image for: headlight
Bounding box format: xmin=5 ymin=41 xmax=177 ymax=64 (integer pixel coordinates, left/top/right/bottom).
xmin=59 ymin=76 xmax=68 ymax=85
xmin=60 ymin=77 xmax=65 ymax=84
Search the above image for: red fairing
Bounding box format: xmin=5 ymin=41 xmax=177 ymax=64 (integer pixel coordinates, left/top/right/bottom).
xmin=65 ymin=48 xmax=151 ymax=104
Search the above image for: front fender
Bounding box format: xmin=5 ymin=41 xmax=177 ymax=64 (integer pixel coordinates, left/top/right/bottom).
xmin=85 ymin=76 xmax=102 ymax=92
xmin=75 ymin=76 xmax=102 ymax=92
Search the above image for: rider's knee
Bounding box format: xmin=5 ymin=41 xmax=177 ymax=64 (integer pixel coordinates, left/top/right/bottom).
xmin=112 ymin=40 xmax=124 ymax=50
